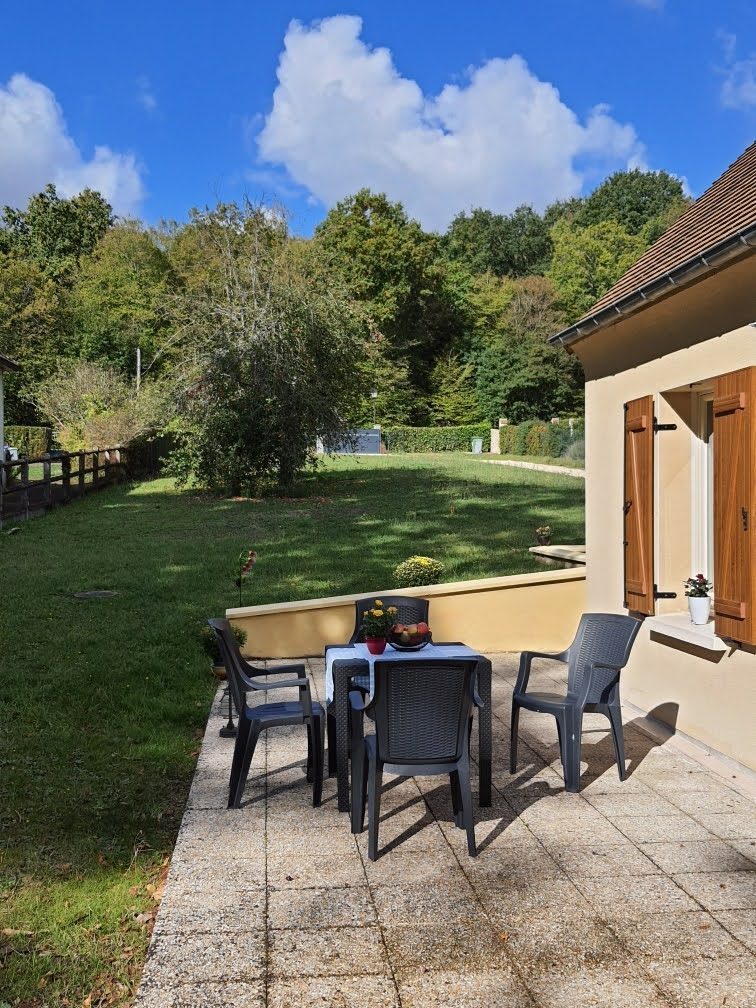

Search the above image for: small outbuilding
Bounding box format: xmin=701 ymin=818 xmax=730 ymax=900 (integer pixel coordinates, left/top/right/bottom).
xmin=550 ymin=141 xmax=756 ymax=770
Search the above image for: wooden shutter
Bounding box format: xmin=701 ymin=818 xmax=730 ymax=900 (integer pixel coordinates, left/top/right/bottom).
xmin=623 ymin=396 xmax=655 ymax=615
xmin=713 ymin=366 xmax=755 ymax=645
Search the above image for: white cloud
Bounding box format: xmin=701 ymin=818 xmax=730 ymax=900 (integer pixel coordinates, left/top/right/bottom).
xmin=136 ymin=75 xmax=158 ymax=113
xmin=0 ymin=73 xmax=144 ymax=214
xmin=258 ymin=16 xmax=649 ymax=230
xmin=718 ymin=32 xmax=756 ymax=110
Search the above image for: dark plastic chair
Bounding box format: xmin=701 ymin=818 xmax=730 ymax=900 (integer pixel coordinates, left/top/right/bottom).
xmin=325 ymin=595 xmax=430 ymax=772
xmin=510 ymin=613 xmax=641 ymax=793
xmin=348 ymin=595 xmax=430 ymax=644
xmin=208 ymin=618 xmax=324 ymax=808
xmin=350 ymin=658 xmax=482 ymax=859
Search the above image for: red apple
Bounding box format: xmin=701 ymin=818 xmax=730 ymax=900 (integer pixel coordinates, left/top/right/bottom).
xmin=416 ymin=621 xmax=429 ymax=634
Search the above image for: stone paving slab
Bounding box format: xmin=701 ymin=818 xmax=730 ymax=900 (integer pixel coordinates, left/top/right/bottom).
xmin=134 ymin=654 xmax=755 ymax=1007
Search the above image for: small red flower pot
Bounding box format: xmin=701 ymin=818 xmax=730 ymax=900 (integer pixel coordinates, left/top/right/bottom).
xmin=365 ymin=637 xmax=387 ymax=655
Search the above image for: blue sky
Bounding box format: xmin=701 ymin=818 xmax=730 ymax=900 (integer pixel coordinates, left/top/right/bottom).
xmin=0 ymin=0 xmax=754 ymax=234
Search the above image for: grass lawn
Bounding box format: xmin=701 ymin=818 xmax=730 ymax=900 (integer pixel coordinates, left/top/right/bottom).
xmin=0 ymin=452 xmax=584 ymax=1005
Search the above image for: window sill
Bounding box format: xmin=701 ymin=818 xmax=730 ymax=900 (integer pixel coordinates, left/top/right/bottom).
xmin=645 ymin=612 xmax=729 ymax=652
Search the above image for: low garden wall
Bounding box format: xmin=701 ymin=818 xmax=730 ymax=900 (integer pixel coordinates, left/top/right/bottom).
xmin=227 ymin=568 xmax=586 ymax=658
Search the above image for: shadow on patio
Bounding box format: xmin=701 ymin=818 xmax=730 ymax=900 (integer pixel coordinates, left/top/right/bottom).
xmin=134 ymin=655 xmax=755 ymax=1008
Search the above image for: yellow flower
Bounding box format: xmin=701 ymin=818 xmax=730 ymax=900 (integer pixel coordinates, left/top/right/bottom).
xmin=388 ymin=606 xmax=397 ymax=614
xmin=370 ymin=609 xmax=381 ymax=617
xmin=374 ymin=600 xmax=383 ymax=607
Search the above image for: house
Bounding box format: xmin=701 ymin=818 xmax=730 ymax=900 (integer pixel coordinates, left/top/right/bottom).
xmin=550 ymin=141 xmax=756 ymax=770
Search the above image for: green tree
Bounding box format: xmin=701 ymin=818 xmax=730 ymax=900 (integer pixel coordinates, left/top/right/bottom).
xmin=428 ymin=353 xmax=481 ymax=425
xmin=350 ymin=337 xmax=415 ymax=427
xmin=0 ymin=252 xmax=72 ymax=423
xmin=543 ymin=196 xmax=586 ymax=229
xmin=443 ymin=205 xmax=552 ymax=277
xmin=71 ymin=222 xmax=174 ymax=376
xmin=0 ymin=184 xmax=113 ymax=280
xmin=313 ymin=189 xmax=462 ymax=388
xmin=576 ymin=169 xmax=688 ymax=235
xmin=166 ymin=202 xmax=368 ymax=491
xmin=474 ymin=276 xmax=582 ymax=424
xmin=548 ymin=219 xmax=646 ymax=320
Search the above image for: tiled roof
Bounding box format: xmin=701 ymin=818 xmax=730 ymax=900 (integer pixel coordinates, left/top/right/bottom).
xmin=579 ymin=141 xmax=756 ymax=321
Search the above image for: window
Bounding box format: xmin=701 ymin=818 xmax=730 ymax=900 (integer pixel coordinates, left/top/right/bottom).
xmin=623 ymin=365 xmax=755 ymax=646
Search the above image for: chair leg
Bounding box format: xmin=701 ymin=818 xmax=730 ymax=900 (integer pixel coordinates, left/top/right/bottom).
xmin=351 ymin=738 xmax=367 ymax=834
xmin=367 ymin=757 xmax=383 ymax=861
xmin=555 ymin=715 xmax=566 ymax=771
xmin=310 ymin=715 xmax=323 ymax=807
xmin=327 ymin=710 xmax=337 ymax=776
xmin=457 ymin=757 xmax=476 ymax=857
xmin=607 ymin=703 xmax=627 ymax=780
xmin=230 ymin=721 xmax=261 ymax=808
xmin=227 ymin=716 xmax=251 ymax=806
xmin=509 ymin=700 xmax=520 ymax=773
xmin=306 ymin=722 xmax=314 ymax=782
xmin=563 ymin=709 xmax=583 ymax=794
xmin=450 ymin=771 xmax=462 ymax=827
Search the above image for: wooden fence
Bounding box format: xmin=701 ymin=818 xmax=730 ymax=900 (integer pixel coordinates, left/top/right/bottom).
xmin=0 ymin=447 xmax=126 ymax=525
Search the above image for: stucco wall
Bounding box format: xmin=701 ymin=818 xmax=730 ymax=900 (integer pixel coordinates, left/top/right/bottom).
xmin=227 ymin=568 xmax=585 ymax=660
xmin=580 ymin=321 xmax=756 ymax=769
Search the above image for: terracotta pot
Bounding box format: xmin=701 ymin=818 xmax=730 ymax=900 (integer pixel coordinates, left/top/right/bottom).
xmin=365 ymin=637 xmax=387 ymax=655
xmin=688 ymin=596 xmax=711 ymax=625
xmin=211 ymin=664 xmax=227 ymax=680
xmin=536 ymin=534 xmax=551 ymax=546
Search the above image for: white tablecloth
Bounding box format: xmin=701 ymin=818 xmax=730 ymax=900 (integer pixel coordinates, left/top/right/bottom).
xmin=324 ymin=642 xmax=481 ymax=703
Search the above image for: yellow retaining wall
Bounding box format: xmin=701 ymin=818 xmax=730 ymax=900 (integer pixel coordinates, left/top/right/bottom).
xmin=227 ymin=568 xmax=586 ymax=659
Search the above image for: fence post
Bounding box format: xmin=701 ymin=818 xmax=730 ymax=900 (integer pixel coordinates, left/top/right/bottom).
xmin=20 ymin=460 xmax=29 ymax=519
xmin=92 ymin=451 xmax=100 ymax=489
xmin=77 ymin=452 xmax=85 ymax=495
xmin=62 ymin=452 xmax=71 ymax=502
xmin=42 ymin=456 xmax=51 ymax=505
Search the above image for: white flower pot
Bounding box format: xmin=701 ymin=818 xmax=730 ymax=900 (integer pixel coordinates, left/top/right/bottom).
xmin=688 ymin=596 xmax=711 ymax=625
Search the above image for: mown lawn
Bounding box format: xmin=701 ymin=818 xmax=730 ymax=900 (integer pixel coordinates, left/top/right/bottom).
xmin=0 ymin=453 xmax=584 ymax=1005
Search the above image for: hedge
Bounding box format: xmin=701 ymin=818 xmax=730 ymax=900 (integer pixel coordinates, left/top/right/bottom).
xmin=498 ymin=418 xmax=584 ymax=459
xmin=382 ymin=423 xmax=491 ymax=453
xmin=4 ymin=425 xmax=52 ymax=457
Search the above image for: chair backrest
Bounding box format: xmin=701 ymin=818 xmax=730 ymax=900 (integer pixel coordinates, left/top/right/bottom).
xmin=350 ymin=596 xmax=430 ymax=643
xmin=566 ymin=613 xmax=642 ymax=703
xmin=208 ymin=617 xmax=259 ymax=714
xmin=368 ymin=659 xmax=478 ymax=765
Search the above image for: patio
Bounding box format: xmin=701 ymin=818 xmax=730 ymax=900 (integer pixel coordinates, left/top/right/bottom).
xmin=134 ymin=653 xmax=755 ymax=1008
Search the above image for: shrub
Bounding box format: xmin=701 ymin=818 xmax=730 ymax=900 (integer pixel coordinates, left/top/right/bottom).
xmin=393 ymin=555 xmax=445 ymax=588
xmin=498 ymin=425 xmax=518 ymax=454
xmin=564 ymin=438 xmax=585 ymax=461
xmin=383 ymin=423 xmax=490 ymax=453
xmin=199 ymin=623 xmax=247 ymax=666
xmin=5 ymin=425 xmax=52 ymax=457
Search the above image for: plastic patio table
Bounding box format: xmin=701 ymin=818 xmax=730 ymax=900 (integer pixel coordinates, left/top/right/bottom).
xmin=325 ymin=642 xmax=493 ymax=813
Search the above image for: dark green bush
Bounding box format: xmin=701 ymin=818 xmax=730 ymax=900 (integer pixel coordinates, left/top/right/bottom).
xmin=383 ymin=423 xmax=490 ymax=453
xmin=5 ymin=426 xmax=52 ymax=457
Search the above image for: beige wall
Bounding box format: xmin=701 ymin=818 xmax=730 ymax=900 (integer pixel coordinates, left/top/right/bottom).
xmin=577 ymin=318 xmax=756 ymax=769
xmin=227 ymin=568 xmax=585 ymax=660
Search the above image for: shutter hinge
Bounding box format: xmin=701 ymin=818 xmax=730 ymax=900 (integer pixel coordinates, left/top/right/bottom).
xmin=653 ymin=419 xmax=677 ymax=433
xmin=653 ymin=584 xmax=678 ymax=600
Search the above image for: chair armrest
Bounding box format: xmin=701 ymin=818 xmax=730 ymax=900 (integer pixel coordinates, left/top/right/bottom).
xmin=514 ymin=649 xmax=569 ymax=695
xmin=255 ymin=676 xmax=310 ymax=690
xmin=574 ymin=661 xmax=621 ymax=706
xmin=349 ymin=690 xmax=369 ymax=711
xmin=255 ymin=662 xmax=306 ymax=679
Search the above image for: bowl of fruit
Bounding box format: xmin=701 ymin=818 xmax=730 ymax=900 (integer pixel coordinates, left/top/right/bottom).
xmin=388 ymin=621 xmax=432 ymax=651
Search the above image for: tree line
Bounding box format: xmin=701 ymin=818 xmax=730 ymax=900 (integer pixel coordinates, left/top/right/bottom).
xmin=0 ymin=170 xmax=687 ymax=487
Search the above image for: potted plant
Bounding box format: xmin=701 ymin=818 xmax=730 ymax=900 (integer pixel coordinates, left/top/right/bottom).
xmin=360 ymin=600 xmax=398 ymax=655
xmin=200 ymin=623 xmax=248 ymax=678
xmin=684 ymin=574 xmax=713 ymax=625
xmin=535 ymin=525 xmax=552 ymax=546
